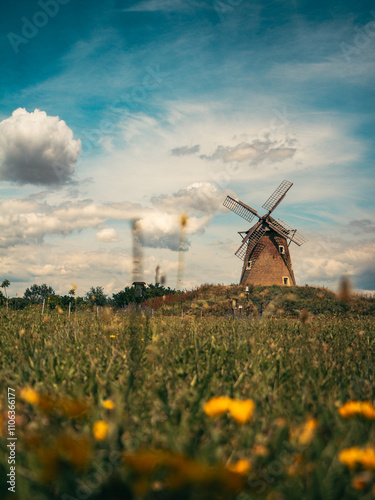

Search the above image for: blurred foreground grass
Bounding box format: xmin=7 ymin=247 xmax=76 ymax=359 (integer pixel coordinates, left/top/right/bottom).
xmin=0 ymin=291 xmax=375 ymax=499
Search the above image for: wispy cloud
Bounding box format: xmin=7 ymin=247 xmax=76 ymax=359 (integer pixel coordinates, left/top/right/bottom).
xmin=171 ymin=144 xmax=200 ymax=156
xmin=200 ymin=140 xmax=296 ymax=164
xmin=123 ymin=0 xmax=207 ymax=13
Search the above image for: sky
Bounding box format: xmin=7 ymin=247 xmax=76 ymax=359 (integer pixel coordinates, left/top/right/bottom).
xmin=0 ymin=0 xmax=374 ymax=298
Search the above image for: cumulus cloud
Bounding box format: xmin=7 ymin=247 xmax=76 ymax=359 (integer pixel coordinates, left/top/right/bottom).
xmin=0 ymin=199 xmax=140 ymax=248
xmin=293 ymin=234 xmax=375 ymax=292
xmin=171 ymin=144 xmax=200 ymax=156
xmin=0 ymin=108 xmax=81 ymax=185
xmin=137 ymin=211 xmax=209 ymax=251
xmin=151 ymin=182 xmax=230 ymax=216
xmin=96 ymin=228 xmax=121 ymax=242
xmin=0 ymin=183 xmax=221 ymax=251
xmin=200 ymin=139 xmax=296 ymax=165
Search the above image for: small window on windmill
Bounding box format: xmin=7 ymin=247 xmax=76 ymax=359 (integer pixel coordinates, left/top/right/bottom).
xmin=279 ymin=245 xmax=285 ymax=254
xmin=247 ymin=259 xmax=252 ymax=269
xmin=283 ymin=277 xmax=289 ymax=285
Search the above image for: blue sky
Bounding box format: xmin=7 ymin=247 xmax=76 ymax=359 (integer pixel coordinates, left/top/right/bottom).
xmin=0 ymin=0 xmax=374 ymax=296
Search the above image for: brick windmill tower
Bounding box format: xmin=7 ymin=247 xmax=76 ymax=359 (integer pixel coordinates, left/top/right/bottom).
xmin=223 ymin=180 xmax=307 ymax=286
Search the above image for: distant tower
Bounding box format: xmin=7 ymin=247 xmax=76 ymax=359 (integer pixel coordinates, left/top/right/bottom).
xmin=223 ymin=180 xmax=307 ymax=286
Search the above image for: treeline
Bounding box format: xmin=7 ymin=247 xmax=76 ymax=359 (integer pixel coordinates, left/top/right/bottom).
xmin=0 ymin=282 xmax=176 ymax=310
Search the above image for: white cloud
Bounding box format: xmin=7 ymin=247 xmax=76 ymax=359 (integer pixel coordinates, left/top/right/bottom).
xmin=0 ymin=108 xmax=81 ymax=185
xmin=96 ymin=228 xmax=121 ymax=242
xmin=200 ymin=140 xmax=296 ymax=164
xmin=0 ymin=183 xmax=222 ymax=252
xmin=151 ymin=182 xmax=230 ymax=216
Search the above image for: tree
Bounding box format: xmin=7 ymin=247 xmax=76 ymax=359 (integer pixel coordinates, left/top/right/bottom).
xmin=85 ymin=286 xmax=108 ymax=307
xmin=24 ymin=284 xmax=55 ymax=303
xmin=1 ymin=279 xmax=10 ymax=299
xmin=1 ymin=279 xmax=10 ymax=308
xmin=112 ymin=283 xmax=175 ymax=308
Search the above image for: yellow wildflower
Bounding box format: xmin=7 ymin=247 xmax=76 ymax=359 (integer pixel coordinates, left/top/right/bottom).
xmin=299 ymin=418 xmax=318 ymax=445
xmin=102 ymin=399 xmax=115 ymax=410
xmin=226 ymin=458 xmax=251 ymax=475
xmin=20 ymin=387 xmax=39 ymax=405
xmin=92 ymin=420 xmax=109 ymax=441
xmin=228 ymin=399 xmax=255 ymax=424
xmin=203 ymin=396 xmax=232 ymax=418
xmin=339 ymin=401 xmax=375 ymax=419
xmin=110 ymin=335 xmax=116 ymax=338
xmin=339 ymin=447 xmax=375 ymax=470
xmin=290 ymin=418 xmax=318 ymax=446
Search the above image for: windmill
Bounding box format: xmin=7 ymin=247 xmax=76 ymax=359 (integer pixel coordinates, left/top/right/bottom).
xmin=223 ymin=180 xmax=307 ymax=286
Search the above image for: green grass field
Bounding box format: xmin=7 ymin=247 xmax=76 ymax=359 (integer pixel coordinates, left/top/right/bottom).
xmin=1 ymin=285 xmax=375 ymax=499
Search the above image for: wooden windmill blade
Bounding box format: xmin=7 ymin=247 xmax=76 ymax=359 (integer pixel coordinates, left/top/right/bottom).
xmin=235 ymin=222 xmax=266 ymax=260
xmin=262 ymin=180 xmax=293 ymax=214
xmin=223 ymin=196 xmax=259 ymax=223
xmin=277 ymin=218 xmax=308 ymax=246
xmin=267 ymin=218 xmax=306 ymax=246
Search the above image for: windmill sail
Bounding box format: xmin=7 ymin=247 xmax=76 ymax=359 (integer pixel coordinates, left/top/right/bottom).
xmin=223 ymin=196 xmax=258 ymax=223
xmin=268 ymin=218 xmax=307 ymax=246
xmin=235 ymin=224 xmax=266 ymax=260
xmin=262 ymin=180 xmax=293 ymax=214
xmin=276 ymin=219 xmax=307 ymax=246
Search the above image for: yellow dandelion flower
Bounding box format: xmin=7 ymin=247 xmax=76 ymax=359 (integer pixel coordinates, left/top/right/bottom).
xmin=361 ymin=448 xmax=375 ymax=469
xmin=102 ymin=399 xmax=115 ymax=410
xmin=92 ymin=420 xmax=109 ymax=441
xmin=228 ymin=399 xmax=255 ymax=424
xmin=339 ymin=401 xmax=375 ymax=419
xmin=203 ymin=396 xmax=232 ymax=418
xmin=110 ymin=335 xmax=116 ymax=338
xmin=20 ymin=387 xmax=39 ymax=405
xmin=226 ymin=458 xmax=251 ymax=475
xmin=339 ymin=447 xmax=375 ymax=470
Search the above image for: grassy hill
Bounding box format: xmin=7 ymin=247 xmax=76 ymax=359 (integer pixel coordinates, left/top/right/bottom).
xmin=143 ymin=284 xmax=375 ymax=318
